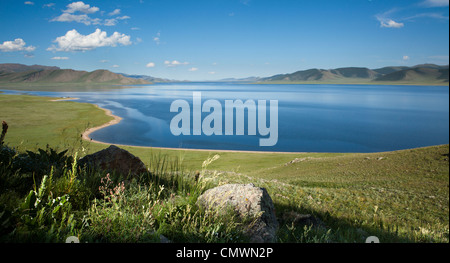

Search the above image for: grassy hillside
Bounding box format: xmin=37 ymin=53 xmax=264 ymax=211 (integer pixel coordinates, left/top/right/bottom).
xmin=0 ymin=95 xmax=112 ymax=152
xmin=0 ymin=64 xmax=150 ymax=86
xmin=261 ymin=64 xmax=449 ymax=86
xmin=374 ymin=67 xmax=449 ymax=83
xmin=0 ymin=63 xmax=60 ymax=73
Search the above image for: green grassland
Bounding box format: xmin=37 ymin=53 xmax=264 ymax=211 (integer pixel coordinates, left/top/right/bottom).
xmin=0 ymin=94 xmax=448 ymax=243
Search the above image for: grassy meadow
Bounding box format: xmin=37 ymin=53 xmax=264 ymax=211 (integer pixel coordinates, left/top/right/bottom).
xmin=0 ymin=93 xmax=448 ymax=243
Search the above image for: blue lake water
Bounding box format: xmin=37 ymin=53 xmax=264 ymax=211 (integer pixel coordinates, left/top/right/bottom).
xmin=2 ymin=83 xmax=449 ymax=153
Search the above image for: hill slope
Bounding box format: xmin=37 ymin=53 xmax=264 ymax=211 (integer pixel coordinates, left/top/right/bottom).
xmin=0 ymin=64 xmax=150 ymax=85
xmin=262 ymin=64 xmax=449 ymax=85
xmin=0 ymin=63 xmax=60 ymax=73
xmin=374 ymin=67 xmax=449 ymax=83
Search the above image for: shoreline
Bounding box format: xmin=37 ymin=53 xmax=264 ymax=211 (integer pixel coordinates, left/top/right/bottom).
xmin=50 ymin=97 xmax=80 ymax=102
xmin=81 ymin=104 xmax=449 ymax=155
xmin=81 ymin=105 xmax=123 ymax=144
xmin=81 ymin=104 xmax=307 ymax=154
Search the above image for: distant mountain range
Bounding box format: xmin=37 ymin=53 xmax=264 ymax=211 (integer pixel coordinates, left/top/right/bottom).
xmin=260 ymin=64 xmax=449 ymax=85
xmin=0 ymin=63 xmax=448 ymax=86
xmin=218 ymin=76 xmax=263 ymax=82
xmin=117 ymin=73 xmax=176 ymax=83
xmin=0 ymin=63 xmax=150 ymax=85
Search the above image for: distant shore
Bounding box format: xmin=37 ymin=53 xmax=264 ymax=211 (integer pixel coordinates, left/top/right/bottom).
xmin=254 ymin=81 xmax=450 ymax=86
xmin=50 ymin=97 xmax=79 ymax=102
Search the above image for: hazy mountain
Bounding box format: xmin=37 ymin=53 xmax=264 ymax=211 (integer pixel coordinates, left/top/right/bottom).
xmin=219 ymin=76 xmax=262 ymax=82
xmin=118 ymin=73 xmax=175 ymax=83
xmin=412 ymin=64 xmax=449 ymax=69
xmin=0 ymin=64 xmax=150 ymax=85
xmin=263 ymin=68 xmax=375 ymax=82
xmin=262 ymin=64 xmax=449 ymax=85
xmin=0 ymin=63 xmax=60 ymax=73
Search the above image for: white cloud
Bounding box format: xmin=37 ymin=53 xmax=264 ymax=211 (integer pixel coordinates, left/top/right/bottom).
xmin=103 ymin=16 xmax=130 ymax=26
xmin=51 ymin=1 xmax=129 ymax=26
xmin=24 ymin=1 xmax=34 ymax=5
xmin=208 ymin=71 xmax=216 ymax=75
xmin=43 ymin=3 xmax=55 ymax=8
xmin=164 ymin=60 xmax=189 ymax=67
xmin=403 ymin=55 xmax=410 ymax=61
xmin=99 ymin=59 xmax=109 ymax=63
xmin=109 ymin=9 xmax=121 ymax=16
xmin=51 ymin=13 xmax=100 ymax=25
xmin=104 ymin=19 xmax=117 ymax=26
xmin=376 ymin=6 xmax=448 ymax=29
xmin=112 ymin=65 xmax=120 ymax=68
xmin=380 ymin=19 xmax=404 ymax=28
xmin=146 ymin=62 xmax=155 ymax=68
xmin=153 ymin=32 xmax=161 ymax=45
xmin=47 ymin=29 xmax=132 ymax=52
xmin=188 ymin=67 xmax=199 ymax=72
xmin=0 ymin=38 xmax=36 ymax=52
xmin=65 ymin=1 xmax=99 ymax=14
xmin=422 ymin=0 xmax=449 ymax=7
xmin=404 ymin=12 xmax=449 ymax=21
xmin=376 ymin=9 xmax=405 ymax=28
xmin=51 ymin=56 xmax=69 ymax=60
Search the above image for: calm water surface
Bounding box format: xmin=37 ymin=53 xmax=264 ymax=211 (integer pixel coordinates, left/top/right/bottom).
xmin=3 ymin=83 xmax=449 ymax=152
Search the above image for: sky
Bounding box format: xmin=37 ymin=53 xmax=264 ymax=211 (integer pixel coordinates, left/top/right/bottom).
xmin=0 ymin=0 xmax=449 ymax=81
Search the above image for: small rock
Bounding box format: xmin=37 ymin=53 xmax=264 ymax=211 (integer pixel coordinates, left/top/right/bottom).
xmin=282 ymin=211 xmax=326 ymax=229
xmin=159 ymin=234 xmax=171 ymax=243
xmin=285 ymin=157 xmax=319 ymax=166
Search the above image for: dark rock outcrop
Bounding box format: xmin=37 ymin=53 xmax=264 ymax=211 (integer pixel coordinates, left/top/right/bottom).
xmin=79 ymin=145 xmax=147 ymax=176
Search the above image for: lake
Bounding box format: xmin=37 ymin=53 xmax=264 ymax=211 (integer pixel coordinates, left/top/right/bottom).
xmin=2 ymin=83 xmax=449 ymax=153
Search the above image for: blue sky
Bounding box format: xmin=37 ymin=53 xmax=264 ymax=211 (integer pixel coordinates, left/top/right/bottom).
xmin=0 ymin=0 xmax=448 ymax=80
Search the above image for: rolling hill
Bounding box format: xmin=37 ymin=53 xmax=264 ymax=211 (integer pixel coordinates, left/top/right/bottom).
xmin=118 ymin=73 xmax=175 ymax=83
xmin=373 ymin=67 xmax=449 ymax=83
xmin=0 ymin=63 xmax=60 ymax=73
xmin=0 ymin=64 xmax=150 ymax=85
xmin=261 ymin=64 xmax=449 ymax=85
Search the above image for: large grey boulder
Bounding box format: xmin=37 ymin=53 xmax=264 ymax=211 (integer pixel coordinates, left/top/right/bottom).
xmin=79 ymin=145 xmax=147 ymax=176
xmin=197 ymin=183 xmax=278 ymax=243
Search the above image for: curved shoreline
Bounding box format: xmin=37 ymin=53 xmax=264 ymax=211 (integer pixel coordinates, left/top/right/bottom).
xmin=81 ymin=104 xmax=304 ymax=154
xmin=81 ymin=104 xmax=448 ymax=155
xmin=81 ymin=105 xmax=123 ymax=144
